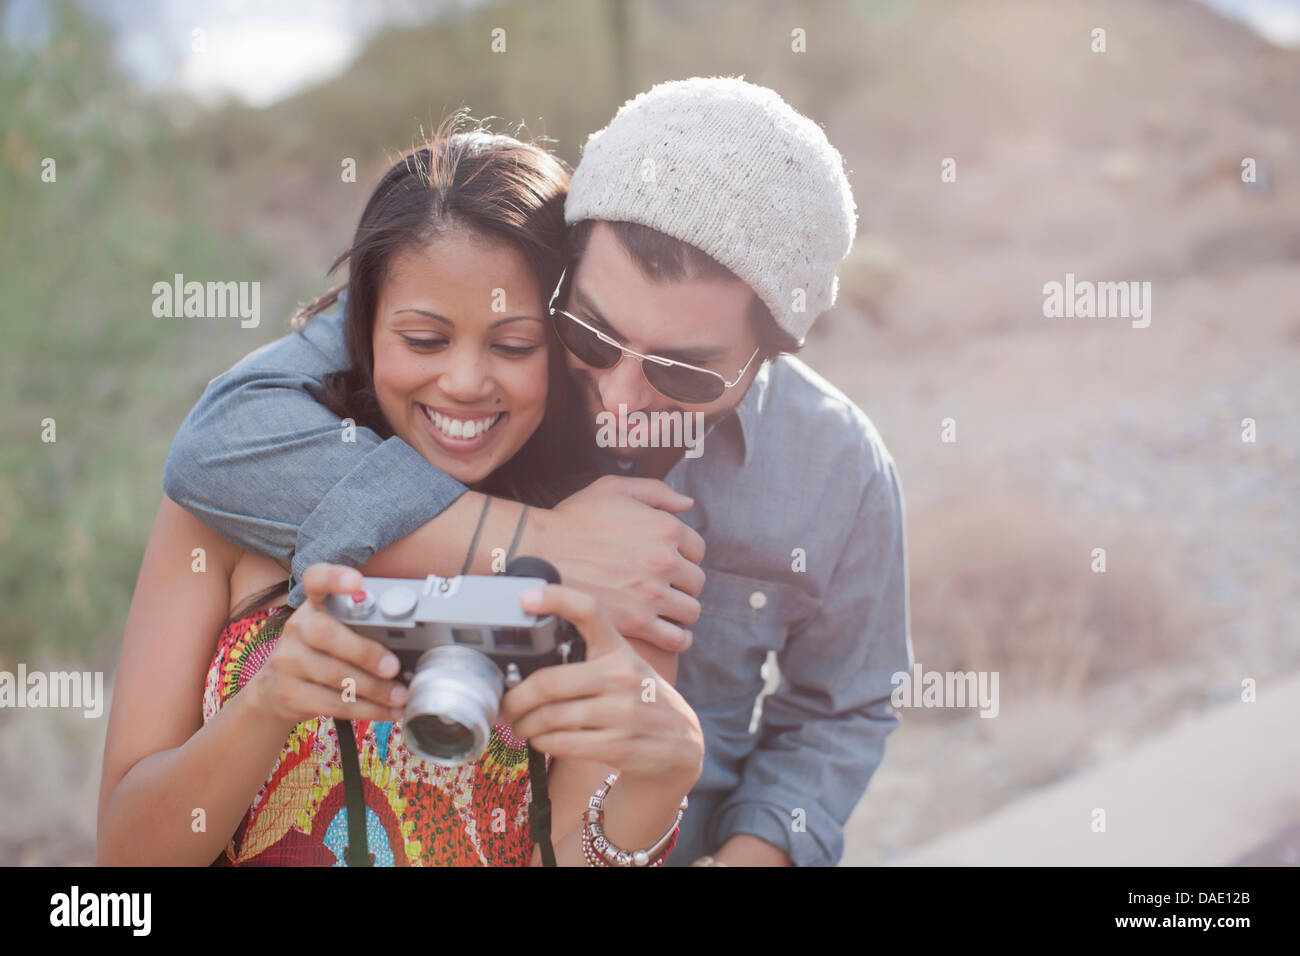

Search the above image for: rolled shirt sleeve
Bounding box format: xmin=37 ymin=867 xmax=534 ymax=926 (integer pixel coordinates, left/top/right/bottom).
xmin=162 ymin=297 xmax=467 ymax=607
xmin=708 ymin=451 xmax=912 ymax=866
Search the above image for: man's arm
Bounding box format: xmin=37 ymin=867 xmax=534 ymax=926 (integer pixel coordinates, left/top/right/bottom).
xmin=163 ymin=298 xmax=706 ymax=647
xmin=162 ymin=300 xmax=468 ymax=607
xmin=709 ymin=451 xmax=912 ymax=867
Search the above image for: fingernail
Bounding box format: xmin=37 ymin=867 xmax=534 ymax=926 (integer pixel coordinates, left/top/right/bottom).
xmin=518 ymin=587 xmax=543 ymax=609
xmin=380 ymin=654 xmax=400 ymax=677
xmin=390 ymin=708 xmax=404 ymax=721
xmin=390 ymin=685 xmax=408 ymax=706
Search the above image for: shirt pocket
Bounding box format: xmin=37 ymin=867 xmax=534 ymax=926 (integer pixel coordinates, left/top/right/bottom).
xmin=691 ymin=568 xmax=817 ymax=704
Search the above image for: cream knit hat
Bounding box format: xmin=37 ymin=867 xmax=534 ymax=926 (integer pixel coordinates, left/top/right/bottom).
xmin=565 ymin=76 xmax=856 ymax=345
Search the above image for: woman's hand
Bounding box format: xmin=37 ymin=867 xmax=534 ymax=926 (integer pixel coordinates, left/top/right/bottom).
xmin=496 ymin=585 xmax=704 ymax=789
xmin=245 ymin=563 xmax=408 ymax=731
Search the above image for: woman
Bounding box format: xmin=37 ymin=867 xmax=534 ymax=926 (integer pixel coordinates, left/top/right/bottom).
xmin=96 ymin=116 xmax=704 ymax=867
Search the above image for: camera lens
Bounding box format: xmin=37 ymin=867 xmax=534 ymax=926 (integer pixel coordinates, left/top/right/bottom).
xmin=403 ymin=645 xmax=505 ymax=767
xmin=405 ymin=714 xmax=477 ymax=762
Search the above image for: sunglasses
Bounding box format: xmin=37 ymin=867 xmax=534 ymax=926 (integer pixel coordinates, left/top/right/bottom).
xmin=547 ymin=266 xmax=761 ymax=405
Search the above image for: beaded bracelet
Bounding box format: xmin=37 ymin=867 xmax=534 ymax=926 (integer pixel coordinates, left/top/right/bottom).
xmin=580 ymin=773 xmax=687 ymax=867
xmin=582 ymin=821 xmax=679 ymax=867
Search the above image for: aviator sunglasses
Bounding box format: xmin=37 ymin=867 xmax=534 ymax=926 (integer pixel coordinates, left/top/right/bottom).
xmin=547 ymin=264 xmax=761 ymax=405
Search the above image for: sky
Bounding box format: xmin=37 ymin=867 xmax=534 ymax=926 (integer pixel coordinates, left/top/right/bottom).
xmin=4 ymin=0 xmax=466 ymax=107
xmin=4 ymin=0 xmax=1298 ymax=109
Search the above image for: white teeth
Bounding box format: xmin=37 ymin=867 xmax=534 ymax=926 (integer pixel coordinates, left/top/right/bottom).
xmin=423 ymin=407 xmax=501 ymax=440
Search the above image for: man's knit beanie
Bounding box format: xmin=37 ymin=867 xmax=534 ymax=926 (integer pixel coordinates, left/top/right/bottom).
xmin=565 ymin=76 xmax=857 ymax=344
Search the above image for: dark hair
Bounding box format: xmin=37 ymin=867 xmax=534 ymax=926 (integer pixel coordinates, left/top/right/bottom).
xmin=295 ymin=113 xmax=600 ymax=507
xmin=568 ymin=218 xmax=802 ymax=357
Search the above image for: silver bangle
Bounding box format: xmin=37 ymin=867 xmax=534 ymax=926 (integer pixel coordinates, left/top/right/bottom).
xmin=583 ymin=773 xmax=688 ymax=867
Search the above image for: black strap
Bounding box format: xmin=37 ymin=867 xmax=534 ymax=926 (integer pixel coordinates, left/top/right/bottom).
xmin=337 ymin=717 xmax=554 ymax=867
xmin=527 ymin=744 xmax=557 ymax=867
xmin=335 ymin=718 xmax=372 ymax=867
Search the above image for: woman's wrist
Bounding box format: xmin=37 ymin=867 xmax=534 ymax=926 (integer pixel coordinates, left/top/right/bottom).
xmin=596 ymin=767 xmax=695 ymax=851
xmin=242 ymin=672 xmax=296 ymax=737
xmin=582 ymin=772 xmax=687 ymax=867
xmin=615 ymin=764 xmax=700 ymax=798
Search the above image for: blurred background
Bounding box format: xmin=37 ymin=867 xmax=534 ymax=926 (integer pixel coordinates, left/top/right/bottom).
xmin=1 ymin=0 xmax=1296 ymax=866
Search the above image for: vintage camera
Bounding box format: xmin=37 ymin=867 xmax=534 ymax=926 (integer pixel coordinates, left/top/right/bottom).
xmin=324 ymin=557 xmax=583 ymax=766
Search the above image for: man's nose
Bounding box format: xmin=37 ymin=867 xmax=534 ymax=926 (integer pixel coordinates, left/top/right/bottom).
xmin=595 ymin=354 xmax=655 ymax=415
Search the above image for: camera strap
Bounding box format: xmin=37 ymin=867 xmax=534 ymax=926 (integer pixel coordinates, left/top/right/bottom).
xmin=335 ymin=716 xmax=557 ymax=867
xmin=335 ymin=718 xmax=372 ymax=867
xmin=527 ymin=743 xmax=558 ymax=866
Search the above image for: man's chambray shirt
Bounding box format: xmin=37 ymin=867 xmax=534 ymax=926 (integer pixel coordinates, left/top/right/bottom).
xmin=163 ymin=297 xmax=912 ymax=867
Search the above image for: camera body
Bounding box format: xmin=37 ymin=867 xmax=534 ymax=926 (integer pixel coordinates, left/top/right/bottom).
xmin=323 ymin=557 xmax=583 ymax=766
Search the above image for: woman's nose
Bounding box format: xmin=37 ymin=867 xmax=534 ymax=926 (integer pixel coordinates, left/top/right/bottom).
xmin=437 ymin=350 xmax=494 ymax=401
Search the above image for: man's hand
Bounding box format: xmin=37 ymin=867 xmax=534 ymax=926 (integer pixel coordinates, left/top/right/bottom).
xmin=523 ymin=476 xmax=706 ymax=652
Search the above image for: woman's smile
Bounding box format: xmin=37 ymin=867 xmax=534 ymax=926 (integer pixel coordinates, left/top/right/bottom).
xmin=417 ymin=403 xmax=508 ymax=455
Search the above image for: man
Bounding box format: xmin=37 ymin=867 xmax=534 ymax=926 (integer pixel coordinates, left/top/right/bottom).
xmin=164 ymin=77 xmax=911 ymax=866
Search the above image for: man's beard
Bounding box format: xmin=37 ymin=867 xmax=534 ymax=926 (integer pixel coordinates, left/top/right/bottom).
xmin=574 ymin=369 xmax=722 ymax=461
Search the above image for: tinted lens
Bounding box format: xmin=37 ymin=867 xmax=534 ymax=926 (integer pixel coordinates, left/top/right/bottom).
xmin=643 ymin=361 xmax=726 ymax=404
xmin=553 ymin=311 xmax=621 ymax=368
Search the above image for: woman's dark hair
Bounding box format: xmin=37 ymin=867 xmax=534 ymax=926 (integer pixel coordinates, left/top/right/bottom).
xmin=227 ymin=115 xmax=600 ymax=625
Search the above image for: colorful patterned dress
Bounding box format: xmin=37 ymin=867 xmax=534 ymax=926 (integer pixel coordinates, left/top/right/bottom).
xmin=202 ymin=605 xmax=538 ymax=866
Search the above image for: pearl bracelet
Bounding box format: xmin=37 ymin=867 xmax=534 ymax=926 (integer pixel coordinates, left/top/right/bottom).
xmin=581 ymin=773 xmax=687 ymax=867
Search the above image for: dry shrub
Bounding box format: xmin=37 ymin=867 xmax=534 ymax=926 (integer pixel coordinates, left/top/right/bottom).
xmin=905 ymin=493 xmax=1193 ymax=722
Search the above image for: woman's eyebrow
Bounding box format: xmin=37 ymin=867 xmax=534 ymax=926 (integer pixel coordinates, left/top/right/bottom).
xmin=394 ymin=308 xmax=453 ymax=327
xmin=489 ymin=315 xmax=545 ymax=329
xmin=393 ymin=310 xmax=544 ymax=330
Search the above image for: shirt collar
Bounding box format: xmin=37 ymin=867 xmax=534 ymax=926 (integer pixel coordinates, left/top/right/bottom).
xmin=727 ymin=357 xmax=772 ymax=468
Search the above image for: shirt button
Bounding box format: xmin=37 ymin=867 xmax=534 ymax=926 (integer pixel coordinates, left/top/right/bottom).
xmin=749 ymin=590 xmax=767 ymax=610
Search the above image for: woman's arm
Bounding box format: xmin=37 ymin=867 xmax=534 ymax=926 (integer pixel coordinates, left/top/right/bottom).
xmin=97 ymin=522 xmax=408 ymax=866
xmin=96 ymin=496 xmax=298 ymax=865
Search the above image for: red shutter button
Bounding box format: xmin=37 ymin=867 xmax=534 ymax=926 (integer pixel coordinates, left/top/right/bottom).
xmin=346 ymin=589 xmax=374 ymax=619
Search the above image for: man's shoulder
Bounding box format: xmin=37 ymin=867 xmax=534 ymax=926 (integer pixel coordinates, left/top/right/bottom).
xmin=762 ymin=355 xmax=899 ymax=485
